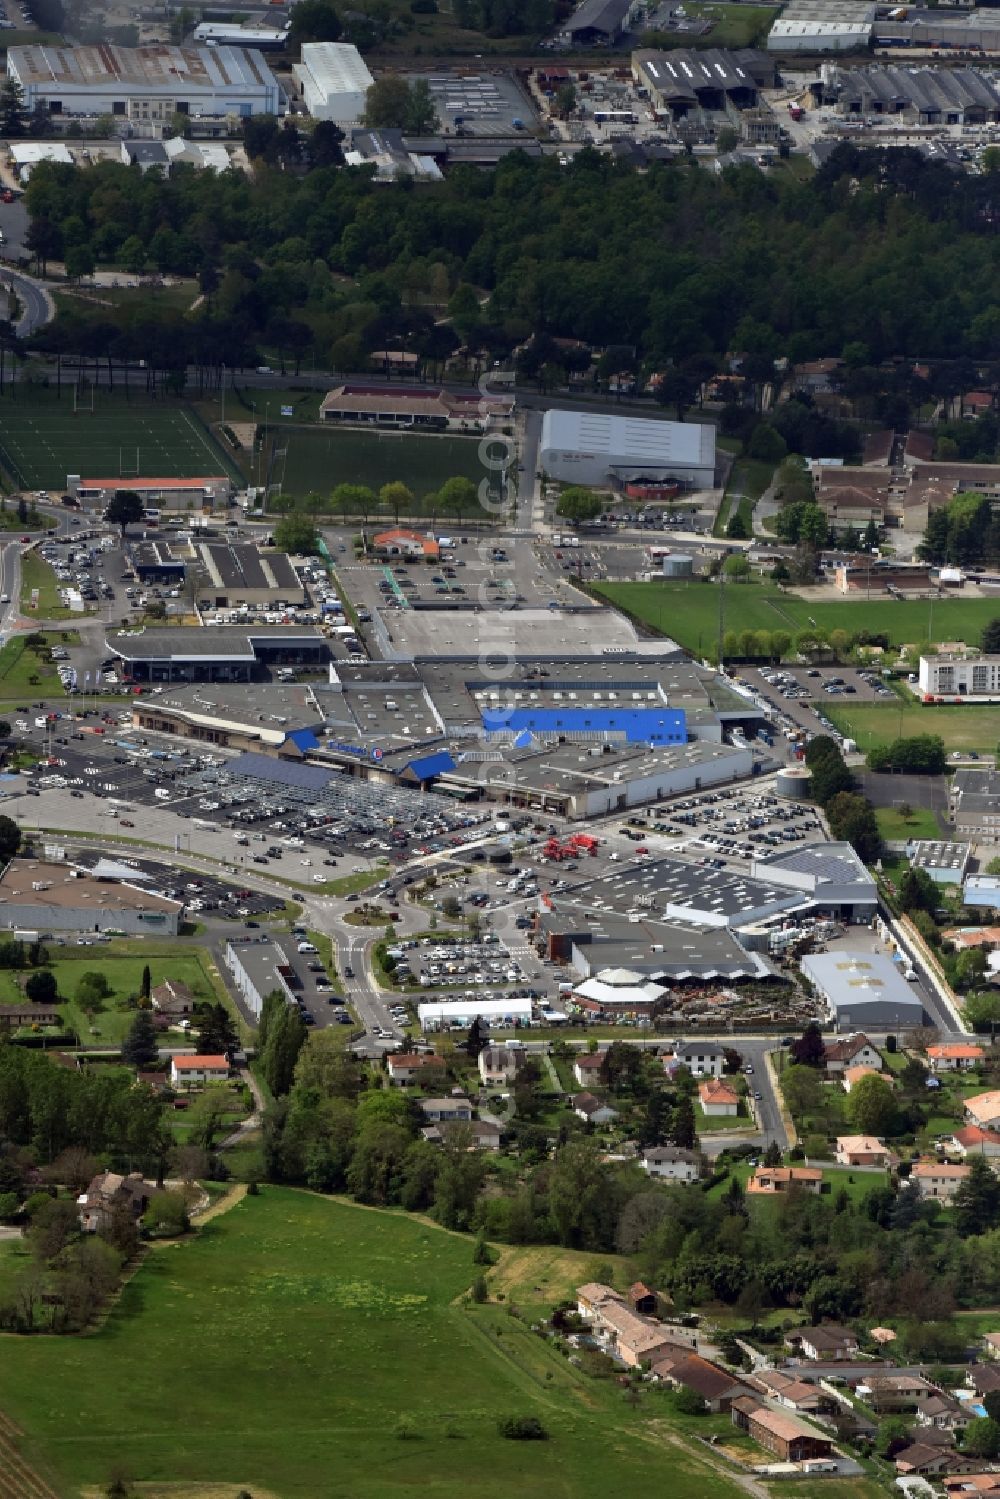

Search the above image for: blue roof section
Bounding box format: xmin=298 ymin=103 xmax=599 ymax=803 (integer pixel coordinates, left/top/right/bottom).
xmin=481 ymin=706 xmax=687 ymax=745
xmin=405 ymin=750 xmax=456 ymax=780
xmin=285 ymin=728 xmax=321 ymax=753
xmin=227 ymin=752 xmax=333 ymax=792
xmin=514 ymin=729 xmax=534 ymax=748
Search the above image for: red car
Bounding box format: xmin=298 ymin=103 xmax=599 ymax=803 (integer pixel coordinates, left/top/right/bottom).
xmin=20 ymin=535 xmax=30 ymax=543
xmin=1 ymin=191 xmax=14 ymax=204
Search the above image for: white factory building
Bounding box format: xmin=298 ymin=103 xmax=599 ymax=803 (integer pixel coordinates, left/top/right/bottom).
xmin=539 ymin=409 xmax=716 ymax=489
xmin=767 ymin=0 xmax=875 ymax=51
xmin=7 ymin=44 xmax=282 ymax=122
xmin=293 ymin=42 xmax=373 ymax=127
xmin=918 ymin=653 xmax=1000 ymax=704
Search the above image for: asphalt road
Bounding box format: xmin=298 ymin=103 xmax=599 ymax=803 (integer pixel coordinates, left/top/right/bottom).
xmin=3 ymin=268 xmax=53 ymax=337
xmin=0 ymin=540 xmax=21 ymax=641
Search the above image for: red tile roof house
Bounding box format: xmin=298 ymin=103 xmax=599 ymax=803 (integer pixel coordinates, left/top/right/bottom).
xmin=170 ymin=1055 xmax=230 ymax=1088
xmin=372 ymin=527 xmax=440 ymax=561
xmin=911 ymin=1160 xmax=970 ymax=1202
xmin=965 ymin=1091 xmax=1000 ymax=1131
xmin=698 ymin=1078 xmax=739 ymax=1117
xmin=948 ymin=1126 xmax=1000 ymax=1160
xmin=927 ymin=1043 xmax=985 ymax=1073
xmin=657 ymin=1354 xmax=752 ymax=1413
xmin=740 ymin=1404 xmax=835 ymax=1464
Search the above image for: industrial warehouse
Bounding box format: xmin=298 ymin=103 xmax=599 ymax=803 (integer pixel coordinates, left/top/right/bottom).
xmin=539 ymin=410 xmax=717 ymax=489
xmin=7 ymin=43 xmax=283 ymax=120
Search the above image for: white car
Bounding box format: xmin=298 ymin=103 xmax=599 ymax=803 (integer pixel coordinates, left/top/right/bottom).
xmin=15 ymin=720 xmax=27 ymax=731
xmin=34 ymin=717 xmax=46 ymax=728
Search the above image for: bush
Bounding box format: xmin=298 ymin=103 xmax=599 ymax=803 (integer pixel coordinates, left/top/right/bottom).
xmin=670 ymin=1385 xmax=708 ymax=1415
xmin=498 ymin=1415 xmax=549 ymax=1441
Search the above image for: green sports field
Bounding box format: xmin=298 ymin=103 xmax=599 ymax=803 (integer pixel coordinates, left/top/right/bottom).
xmin=273 ymin=425 xmax=496 ymax=502
xmin=0 ymin=1189 xmax=752 ymax=1499
xmin=825 ymin=699 xmax=1000 ymax=755
xmin=0 ymin=396 xmax=242 ymax=490
xmin=596 ymin=579 xmax=1000 ymax=657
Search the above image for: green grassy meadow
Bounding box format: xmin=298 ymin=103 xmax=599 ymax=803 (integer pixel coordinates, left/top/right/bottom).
xmin=0 ymin=636 xmax=67 ymax=699
xmin=0 ymin=1189 xmax=751 ymax=1499
xmin=874 ymin=805 xmax=941 ymax=841
xmin=274 ymin=426 xmax=489 ymax=501
xmin=826 ymin=700 xmax=1000 ymax=755
xmin=0 ymin=393 xmax=242 ymax=490
xmin=595 ymin=579 xmax=1000 ymax=658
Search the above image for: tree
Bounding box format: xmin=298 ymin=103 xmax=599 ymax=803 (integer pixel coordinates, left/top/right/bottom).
xmin=365 ymin=77 xmax=423 ymax=131
xmin=404 ymin=79 xmax=438 ymax=134
xmin=64 ymin=244 xmax=95 ymax=283
xmin=790 ymin=1021 xmax=825 ymax=1068
xmin=261 ymin=1005 xmax=307 ymax=1097
xmin=186 ymin=1085 xmax=232 ymax=1151
xmin=105 ymin=491 xmax=144 ymax=537
xmin=982 ymin=616 xmax=1000 ymax=655
xmin=716 ymin=125 xmax=739 ymax=155
xmin=722 ymin=553 xmax=750 ymax=582
xmin=956 ymin=948 xmax=989 ymax=991
xmin=725 ymin=511 xmax=749 ymax=540
xmin=668 ymin=1093 xmax=697 ymax=1151
xmin=198 ymin=1002 xmax=238 ymax=1058
xmin=0 ymin=79 xmax=25 ymax=138
xmin=846 ymin=1074 xmax=896 ymax=1136
xmin=143 ymin=1190 xmax=189 ymax=1236
xmin=466 ymin=1016 xmax=488 ymax=1058
xmin=0 ymin=815 xmax=20 ymax=865
xmin=25 ymin=970 xmax=57 ymax=1005
xmin=875 ymin=1415 xmax=913 ymax=1459
xmin=964 ymin=1417 xmax=1000 ymax=1460
xmin=825 ymin=790 xmax=882 ymax=863
xmin=556 ymin=487 xmax=603 ymax=525
xmin=121 ymin=1011 xmax=158 ymax=1069
xmin=307 ymin=119 xmax=345 ymax=168
xmin=380 ymin=482 xmax=414 ymax=526
xmin=289 ymin=0 xmax=342 ymax=47
xmin=554 ymin=82 xmax=577 ymax=118
xmin=747 ymin=424 xmax=786 ymax=463
xmin=437 ymin=476 xmax=478 ymax=525
xmin=273 ymin=515 xmax=319 ymax=556
xmin=898 ymin=866 xmax=939 ymax=916
xmin=956 ymin=1156 xmax=1000 ymax=1238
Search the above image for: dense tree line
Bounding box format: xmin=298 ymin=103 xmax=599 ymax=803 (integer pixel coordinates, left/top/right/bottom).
xmin=919 ymin=491 xmax=1000 ymax=568
xmin=0 ymin=1039 xmax=170 ymax=1179
xmin=20 ymin=144 xmax=1000 ymax=384
xmin=804 ymin=736 xmax=882 ymax=862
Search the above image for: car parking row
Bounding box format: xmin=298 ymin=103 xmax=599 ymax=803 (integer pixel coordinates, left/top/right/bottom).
xmin=626 ymin=786 xmax=825 ymax=863
xmin=387 ymin=932 xmax=529 ymax=990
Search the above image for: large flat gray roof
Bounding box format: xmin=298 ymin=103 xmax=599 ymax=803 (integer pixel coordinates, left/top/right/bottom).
xmin=540 ymin=409 xmax=715 ymax=470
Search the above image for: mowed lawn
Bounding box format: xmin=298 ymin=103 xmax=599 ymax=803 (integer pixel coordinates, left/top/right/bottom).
xmin=0 ymin=1190 xmax=750 ymax=1499
xmin=0 ymin=947 xmax=234 ymax=1045
xmin=595 ymin=580 xmax=1000 ymax=657
xmin=276 ymin=426 xmax=491 ymax=502
xmin=0 ymin=395 xmax=242 ymax=490
xmin=826 ymin=699 xmax=1000 ymax=754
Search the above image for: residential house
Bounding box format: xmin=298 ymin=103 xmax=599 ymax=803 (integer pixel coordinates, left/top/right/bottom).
xmin=943 ymin=1476 xmax=1000 ymax=1495
xmin=824 ymin=1034 xmax=882 ymax=1074
xmin=573 ymin=1091 xmax=618 ymax=1125
xmin=419 ymin=1095 xmax=473 ymax=1124
xmin=150 ymin=978 xmax=195 ymax=1019
xmin=836 ymin=1135 xmax=891 ymax=1167
xmin=478 ymin=1046 xmax=521 ymax=1086
xmin=983 ymin=1332 xmax=1000 ymax=1359
xmin=78 ymin=1170 xmax=156 ymax=1233
xmin=843 ymin=1064 xmax=882 ymax=1093
xmin=927 ymin=1043 xmax=985 ymax=1073
xmin=387 ymin=1052 xmax=441 ymax=1086
xmin=740 ymin=1405 xmax=835 ymax=1464
xmin=895 ymin=1444 xmax=973 ymax=1477
xmin=911 ymin=1160 xmax=971 ymax=1202
xmin=170 ymin=1054 xmax=230 ymax=1088
xmin=747 ymin=1166 xmax=823 ymax=1195
xmin=641 ymin=1145 xmax=700 ymax=1183
xmin=949 ymin=1126 xmax=1000 ymax=1161
xmin=672 ymin=1043 xmax=724 ymax=1078
xmin=573 ymin=1052 xmax=607 ymax=1088
xmin=861 ymin=1372 xmax=944 ymax=1409
xmin=698 ymin=1078 xmax=739 ymax=1117
xmin=657 ymin=1354 xmax=751 ymax=1413
xmin=421 ymin=1119 xmax=501 ymax=1151
xmin=0 ymin=1002 xmax=61 ymax=1028
xmin=628 ymin=1282 xmax=657 ymax=1316
xmin=787 ymin=1324 xmax=859 ymax=1361
xmin=965 ymin=1091 xmax=1000 ymax=1131
xmin=750 ymin=1369 xmax=836 ymax=1415
xmin=577 ymin=1282 xmax=622 ymax=1319
xmin=968 ymin=1364 xmax=1000 ymax=1397
xmin=916 ymin=1393 xmax=970 ymax=1433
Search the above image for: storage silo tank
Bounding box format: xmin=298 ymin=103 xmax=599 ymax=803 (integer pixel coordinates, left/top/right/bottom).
xmin=776 ymin=765 xmax=813 ymax=801
xmin=662 ymin=553 xmax=694 ymax=578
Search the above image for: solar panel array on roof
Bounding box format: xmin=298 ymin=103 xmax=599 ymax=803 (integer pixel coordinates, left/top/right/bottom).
xmin=227 ymin=752 xmax=334 ymax=792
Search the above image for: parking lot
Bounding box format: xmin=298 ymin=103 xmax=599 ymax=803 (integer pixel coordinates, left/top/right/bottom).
xmin=614 ymin=783 xmax=826 ymax=864
xmin=70 ymin=847 xmax=284 ymax=921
